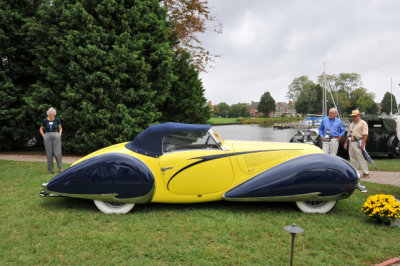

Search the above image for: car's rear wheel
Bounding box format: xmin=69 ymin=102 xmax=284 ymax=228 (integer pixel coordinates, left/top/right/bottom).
xmin=93 ymin=200 xmax=135 ymax=214
xmin=295 ymin=200 xmax=337 ymax=213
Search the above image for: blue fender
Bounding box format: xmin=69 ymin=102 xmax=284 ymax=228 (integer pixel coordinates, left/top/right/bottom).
xmin=224 ymin=153 xmax=358 ymax=202
xmin=45 ymin=153 xmax=155 ymax=203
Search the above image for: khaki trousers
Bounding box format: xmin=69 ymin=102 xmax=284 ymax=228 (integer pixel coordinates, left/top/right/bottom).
xmin=348 ymin=141 xmax=369 ymax=175
xmin=322 ymin=139 xmax=339 ymax=155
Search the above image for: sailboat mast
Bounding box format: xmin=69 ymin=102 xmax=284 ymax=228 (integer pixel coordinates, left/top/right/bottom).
xmin=390 ymin=77 xmax=393 ymax=116
xmin=322 ymin=63 xmax=327 ymax=116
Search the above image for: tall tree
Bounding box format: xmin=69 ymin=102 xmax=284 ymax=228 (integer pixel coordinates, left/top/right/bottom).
xmin=286 ymin=76 xmax=314 ymax=103
xmin=380 ymin=92 xmax=397 ymax=115
xmin=159 ymin=51 xmax=210 ymax=123
xmin=161 ymin=0 xmax=222 ymax=71
xmin=294 ymin=83 xmax=322 ymax=115
xmin=0 ymin=0 xmax=42 ymax=150
xmin=258 ymin=91 xmax=276 ymax=117
xmin=350 ymin=88 xmax=378 ymax=115
xmin=318 ymin=72 xmax=362 ymax=116
xmin=27 ymin=0 xmax=174 ymax=153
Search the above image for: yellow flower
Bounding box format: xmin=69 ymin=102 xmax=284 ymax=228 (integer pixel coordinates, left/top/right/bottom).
xmin=361 ymin=194 xmax=400 ymax=224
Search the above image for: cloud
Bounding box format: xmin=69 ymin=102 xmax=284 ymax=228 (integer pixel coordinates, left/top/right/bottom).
xmin=200 ymin=0 xmax=400 ymax=106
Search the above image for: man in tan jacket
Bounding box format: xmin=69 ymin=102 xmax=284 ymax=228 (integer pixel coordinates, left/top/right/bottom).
xmin=344 ymin=110 xmax=369 ymax=178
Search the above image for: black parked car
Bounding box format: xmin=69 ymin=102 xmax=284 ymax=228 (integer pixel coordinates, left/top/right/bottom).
xmin=290 ymin=116 xmax=399 ymax=158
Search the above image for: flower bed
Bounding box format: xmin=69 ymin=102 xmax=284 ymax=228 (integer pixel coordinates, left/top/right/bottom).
xmin=361 ymin=194 xmax=400 ymax=225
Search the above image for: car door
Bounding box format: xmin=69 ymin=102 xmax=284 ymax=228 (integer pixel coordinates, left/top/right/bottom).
xmin=159 ymin=130 xmax=234 ymax=196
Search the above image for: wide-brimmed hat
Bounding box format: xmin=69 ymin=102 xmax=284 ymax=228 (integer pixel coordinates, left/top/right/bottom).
xmin=350 ymin=110 xmax=362 ymax=116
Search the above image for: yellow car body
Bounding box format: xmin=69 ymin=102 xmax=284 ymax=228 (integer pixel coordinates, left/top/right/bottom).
xmin=70 ymin=139 xmax=322 ymax=204
xmin=41 ymin=122 xmax=363 ymax=214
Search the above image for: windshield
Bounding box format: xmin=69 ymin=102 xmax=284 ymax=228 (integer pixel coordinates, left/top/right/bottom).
xmin=162 ymin=130 xmax=220 ymax=153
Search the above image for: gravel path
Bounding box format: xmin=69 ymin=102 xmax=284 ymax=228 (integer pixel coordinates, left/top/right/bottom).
xmin=0 ymin=154 xmax=399 ymax=186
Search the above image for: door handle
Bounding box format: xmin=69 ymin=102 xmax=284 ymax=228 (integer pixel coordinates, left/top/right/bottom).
xmin=161 ymin=167 xmax=173 ymax=172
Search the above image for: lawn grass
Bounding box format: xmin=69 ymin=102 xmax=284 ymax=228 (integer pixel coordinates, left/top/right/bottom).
xmin=369 ymin=157 xmax=400 ymax=172
xmin=208 ymin=117 xmax=303 ymax=125
xmin=208 ymin=117 xmax=240 ymax=124
xmin=0 ymin=160 xmax=399 ymax=265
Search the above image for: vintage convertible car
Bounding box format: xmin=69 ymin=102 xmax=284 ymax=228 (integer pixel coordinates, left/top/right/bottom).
xmin=40 ymin=122 xmax=366 ymax=214
xmin=290 ymin=116 xmax=399 ymax=158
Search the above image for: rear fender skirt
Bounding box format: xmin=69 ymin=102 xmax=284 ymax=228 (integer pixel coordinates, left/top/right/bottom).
xmin=223 ymin=153 xmax=358 ymax=201
xmin=44 ymin=153 xmax=155 ymax=203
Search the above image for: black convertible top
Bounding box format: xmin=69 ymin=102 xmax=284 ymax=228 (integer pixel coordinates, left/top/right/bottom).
xmin=125 ymin=122 xmax=212 ymax=157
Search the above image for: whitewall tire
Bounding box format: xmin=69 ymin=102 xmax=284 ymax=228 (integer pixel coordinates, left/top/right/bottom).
xmin=295 ymin=200 xmax=337 ymax=214
xmin=93 ymin=200 xmax=135 ymax=214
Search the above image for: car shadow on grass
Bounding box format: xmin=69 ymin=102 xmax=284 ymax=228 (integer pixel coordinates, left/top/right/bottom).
xmin=40 ymin=197 xmax=97 ymax=212
xmin=138 ymin=201 xmax=299 ymax=214
xmin=39 ymin=196 xmax=300 ymax=214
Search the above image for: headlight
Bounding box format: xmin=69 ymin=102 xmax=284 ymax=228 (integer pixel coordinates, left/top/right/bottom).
xmin=295 ymin=131 xmax=304 ymax=141
xmin=310 ymin=130 xmax=318 ymax=142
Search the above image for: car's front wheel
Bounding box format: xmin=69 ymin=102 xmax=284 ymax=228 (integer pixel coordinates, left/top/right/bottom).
xmin=295 ymin=200 xmax=337 ymax=213
xmin=93 ymin=200 xmax=135 ymax=214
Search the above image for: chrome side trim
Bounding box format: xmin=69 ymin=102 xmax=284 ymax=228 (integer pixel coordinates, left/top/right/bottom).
xmin=40 ymin=183 xmax=155 ymax=204
xmin=355 ymin=183 xmax=367 ymax=193
xmin=222 ymin=192 xmax=349 ymax=202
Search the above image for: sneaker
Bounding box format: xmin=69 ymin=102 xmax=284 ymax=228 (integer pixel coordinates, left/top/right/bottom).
xmin=362 ymin=173 xmax=370 ymax=178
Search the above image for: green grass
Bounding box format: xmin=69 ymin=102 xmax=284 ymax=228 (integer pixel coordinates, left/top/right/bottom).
xmin=209 ymin=117 xmax=303 ymax=125
xmin=0 ymin=160 xmax=399 ymax=265
xmin=369 ymin=157 xmax=400 ymax=172
xmin=208 ymin=117 xmax=240 ymax=124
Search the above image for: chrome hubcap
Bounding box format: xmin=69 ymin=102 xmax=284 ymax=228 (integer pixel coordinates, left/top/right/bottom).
xmin=103 ymin=201 xmax=126 ymax=209
xmin=304 ymin=201 xmax=327 ymax=208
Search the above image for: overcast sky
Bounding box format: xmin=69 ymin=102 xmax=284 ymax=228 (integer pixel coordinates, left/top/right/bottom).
xmin=198 ymin=0 xmax=400 ymax=107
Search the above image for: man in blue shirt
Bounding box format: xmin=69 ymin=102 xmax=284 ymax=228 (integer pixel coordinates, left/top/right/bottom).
xmin=318 ymin=108 xmax=345 ymax=155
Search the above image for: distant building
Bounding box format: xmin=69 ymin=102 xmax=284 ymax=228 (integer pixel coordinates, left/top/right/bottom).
xmin=274 ymin=101 xmax=296 ymax=117
xmin=207 ymin=101 xmax=216 ymax=112
xmin=248 ymin=101 xmax=263 ymax=117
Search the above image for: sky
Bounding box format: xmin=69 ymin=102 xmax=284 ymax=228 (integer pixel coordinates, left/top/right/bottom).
xmin=198 ymin=0 xmax=400 ymax=106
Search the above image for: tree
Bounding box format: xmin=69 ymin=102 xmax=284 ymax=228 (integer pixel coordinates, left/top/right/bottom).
xmin=258 ymin=91 xmax=276 ymax=117
xmin=0 ymin=0 xmax=41 ymax=150
xmin=215 ymin=102 xmax=230 ymax=117
xmin=380 ymin=92 xmax=397 ymax=115
xmin=161 ymin=0 xmax=222 ymax=71
xmin=346 ymin=88 xmax=377 ymax=115
xmin=159 ymin=51 xmax=210 ymax=123
xmin=286 ymin=76 xmax=313 ymax=103
xmin=229 ymin=103 xmax=248 ymax=118
xmin=27 ymin=0 xmax=174 ymax=153
xmin=294 ymin=83 xmax=322 ymax=115
xmin=318 ymin=73 xmax=362 ymax=98
xmin=318 ymin=72 xmax=363 ymax=116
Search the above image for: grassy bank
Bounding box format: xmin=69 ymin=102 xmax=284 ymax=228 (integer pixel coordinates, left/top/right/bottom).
xmin=209 ymin=117 xmax=303 ymax=126
xmin=0 ymin=160 xmax=399 ymax=265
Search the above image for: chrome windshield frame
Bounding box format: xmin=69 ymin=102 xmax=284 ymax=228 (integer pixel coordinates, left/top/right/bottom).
xmin=208 ymin=128 xmax=229 ymax=151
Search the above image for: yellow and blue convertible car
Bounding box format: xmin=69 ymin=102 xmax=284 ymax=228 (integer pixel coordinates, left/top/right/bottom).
xmin=40 ymin=122 xmax=366 ymax=214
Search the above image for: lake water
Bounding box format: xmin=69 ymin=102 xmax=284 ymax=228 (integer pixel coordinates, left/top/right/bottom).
xmin=213 ymin=124 xmax=297 ymax=143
